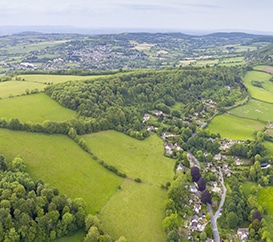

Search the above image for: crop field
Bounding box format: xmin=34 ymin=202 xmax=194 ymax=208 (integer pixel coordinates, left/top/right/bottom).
xmin=243 ymin=71 xmax=273 ymax=103
xmin=84 ymin=130 xmax=176 ymax=185
xmin=17 ymin=74 xmax=106 ymax=84
xmin=0 ymin=80 xmax=46 ymax=98
xmin=0 ymin=93 xmax=77 ymax=123
xmin=206 ymin=114 xmax=265 ymax=140
xmin=228 ymin=99 xmax=273 ymax=122
xmin=99 ymin=180 xmax=167 ymax=242
xmin=0 ymin=128 xmax=123 ymax=214
xmin=257 ymin=187 xmax=273 ymax=239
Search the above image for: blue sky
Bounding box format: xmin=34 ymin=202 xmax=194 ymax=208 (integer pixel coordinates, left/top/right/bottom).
xmin=0 ymin=0 xmax=272 ymax=33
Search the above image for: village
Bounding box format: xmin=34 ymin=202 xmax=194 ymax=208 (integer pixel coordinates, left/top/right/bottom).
xmin=142 ymin=108 xmax=272 ymax=241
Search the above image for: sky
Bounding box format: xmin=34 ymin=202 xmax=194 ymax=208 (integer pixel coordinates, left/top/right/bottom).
xmin=0 ymin=0 xmax=273 ymax=33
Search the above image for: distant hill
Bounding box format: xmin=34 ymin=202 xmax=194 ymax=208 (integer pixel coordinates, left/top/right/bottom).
xmin=246 ymin=44 xmax=273 ymax=65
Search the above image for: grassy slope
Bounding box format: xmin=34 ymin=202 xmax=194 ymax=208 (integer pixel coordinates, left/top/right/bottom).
xmin=17 ymin=74 xmax=105 ymax=84
xmin=99 ymin=180 xmax=167 ymax=242
xmin=243 ymin=71 xmax=273 ymax=103
xmin=0 ymin=93 xmax=77 ymax=122
xmin=257 ymin=187 xmax=273 ymax=240
xmin=0 ymin=80 xmax=46 ymax=98
xmin=0 ymin=128 xmax=123 ymax=214
xmin=84 ymin=130 xmax=175 ymax=185
xmin=84 ymin=131 xmax=173 ymax=241
xmin=228 ymin=99 xmax=273 ymax=122
xmin=206 ymin=114 xmax=265 ymax=140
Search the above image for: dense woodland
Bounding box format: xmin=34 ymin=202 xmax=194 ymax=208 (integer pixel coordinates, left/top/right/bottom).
xmin=44 ymin=66 xmax=246 ymax=138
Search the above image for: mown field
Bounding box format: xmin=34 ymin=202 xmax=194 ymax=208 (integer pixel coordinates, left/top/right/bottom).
xmin=243 ymin=71 xmax=273 ymax=103
xmin=17 ymin=74 xmax=105 ymax=84
xmin=0 ymin=128 xmax=123 ymax=214
xmin=84 ymin=130 xmax=174 ymax=241
xmin=99 ymin=180 xmax=167 ymax=242
xmin=84 ymin=130 xmax=175 ymax=185
xmin=0 ymin=93 xmax=77 ymax=122
xmin=257 ymin=187 xmax=273 ymax=239
xmin=228 ymin=99 xmax=273 ymax=122
xmin=206 ymin=114 xmax=265 ymax=140
xmin=0 ymin=80 xmax=46 ymax=98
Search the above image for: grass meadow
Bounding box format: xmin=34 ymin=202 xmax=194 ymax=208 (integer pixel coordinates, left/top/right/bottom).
xmin=54 ymin=230 xmax=85 ymax=242
xmin=0 ymin=128 xmax=123 ymax=214
xmin=99 ymin=180 xmax=167 ymax=242
xmin=264 ymin=142 xmax=273 ymax=155
xmin=84 ymin=130 xmax=174 ymax=241
xmin=17 ymin=74 xmax=105 ymax=84
xmin=0 ymin=80 xmax=46 ymax=98
xmin=243 ymin=71 xmax=273 ymax=103
xmin=206 ymin=114 xmax=265 ymax=140
xmin=257 ymin=187 xmax=273 ymax=239
xmin=84 ymin=130 xmax=176 ymax=185
xmin=0 ymin=93 xmax=77 ymax=123
xmin=228 ymin=99 xmax=273 ymax=122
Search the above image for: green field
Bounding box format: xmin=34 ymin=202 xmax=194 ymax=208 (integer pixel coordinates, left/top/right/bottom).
xmin=206 ymin=114 xmax=265 ymax=140
xmin=243 ymin=71 xmax=273 ymax=103
xmin=17 ymin=74 xmax=105 ymax=84
xmin=99 ymin=180 xmax=167 ymax=242
xmin=253 ymin=65 xmax=272 ymax=71
xmin=55 ymin=230 xmax=85 ymax=242
xmin=84 ymin=131 xmax=175 ymax=185
xmin=228 ymin=99 xmax=273 ymax=122
xmin=84 ymin=130 xmax=174 ymax=241
xmin=0 ymin=128 xmax=123 ymax=214
xmin=264 ymin=141 xmax=273 ymax=155
xmin=0 ymin=80 xmax=46 ymax=98
xmin=257 ymin=187 xmax=273 ymax=239
xmin=0 ymin=93 xmax=77 ymax=122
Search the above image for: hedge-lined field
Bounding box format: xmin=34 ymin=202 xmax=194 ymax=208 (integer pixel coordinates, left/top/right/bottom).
xmin=17 ymin=74 xmax=104 ymax=84
xmin=84 ymin=130 xmax=175 ymax=185
xmin=228 ymin=99 xmax=273 ymax=122
xmin=99 ymin=180 xmax=167 ymax=242
xmin=243 ymin=71 xmax=273 ymax=103
xmin=0 ymin=93 xmax=77 ymax=122
xmin=206 ymin=114 xmax=265 ymax=140
xmin=0 ymin=128 xmax=123 ymax=214
xmin=0 ymin=80 xmax=46 ymax=98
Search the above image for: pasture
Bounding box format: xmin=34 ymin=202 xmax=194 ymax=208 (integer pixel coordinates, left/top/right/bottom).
xmin=84 ymin=130 xmax=176 ymax=185
xmin=206 ymin=114 xmax=265 ymax=140
xmin=243 ymin=71 xmax=273 ymax=103
xmin=0 ymin=80 xmax=46 ymax=98
xmin=257 ymin=187 xmax=273 ymax=239
xmin=0 ymin=93 xmax=77 ymax=123
xmin=99 ymin=180 xmax=167 ymax=242
xmin=17 ymin=74 xmax=105 ymax=84
xmin=228 ymin=99 xmax=273 ymax=122
xmin=0 ymin=128 xmax=123 ymax=214
xmin=264 ymin=142 xmax=273 ymax=155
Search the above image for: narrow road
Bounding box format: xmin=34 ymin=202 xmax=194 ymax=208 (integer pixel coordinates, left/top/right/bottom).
xmin=215 ymin=167 xmax=227 ymax=220
xmin=187 ymin=152 xmax=200 ymax=169
xmin=207 ymin=203 xmax=220 ymax=242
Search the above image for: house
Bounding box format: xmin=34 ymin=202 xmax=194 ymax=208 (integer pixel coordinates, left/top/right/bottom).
xmin=164 ymin=142 xmax=174 ymax=155
xmin=176 ymin=163 xmax=184 ymax=172
xmin=146 ymin=125 xmax=154 ymax=131
xmin=154 ymin=110 xmax=163 ymax=116
xmin=190 ymin=185 xmax=198 ymax=193
xmin=214 ymin=154 xmax=222 ymax=161
xmin=194 ymin=203 xmax=201 ymax=214
xmin=261 ymin=163 xmax=271 ymax=170
xmin=143 ymin=114 xmax=150 ymax=122
xmin=237 ymin=228 xmax=249 ymax=242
